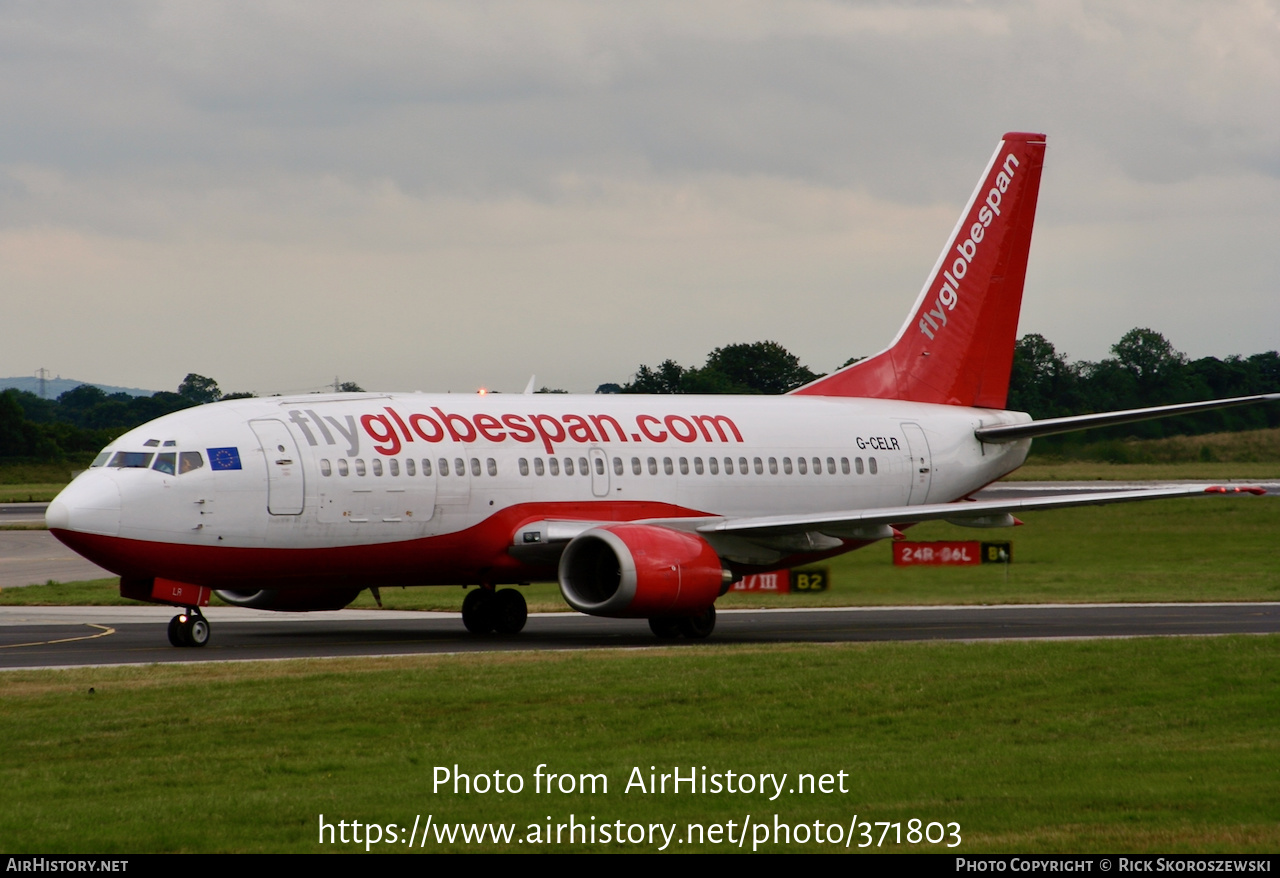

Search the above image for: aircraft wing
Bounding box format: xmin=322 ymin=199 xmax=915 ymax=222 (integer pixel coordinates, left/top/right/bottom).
xmin=696 ymin=484 xmax=1265 ymax=540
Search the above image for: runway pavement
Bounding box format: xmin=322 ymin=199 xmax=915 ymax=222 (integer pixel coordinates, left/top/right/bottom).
xmin=2 ymin=483 xmax=1275 ymax=669
xmin=1 ymin=602 xmax=1276 ymax=670
xmin=0 ymin=528 xmax=115 ymax=588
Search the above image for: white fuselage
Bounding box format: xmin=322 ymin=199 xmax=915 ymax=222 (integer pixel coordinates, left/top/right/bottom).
xmin=47 ymin=392 xmax=1031 ymax=589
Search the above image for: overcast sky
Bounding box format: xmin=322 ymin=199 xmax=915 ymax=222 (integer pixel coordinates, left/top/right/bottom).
xmin=2 ymin=1 xmax=1277 ymax=395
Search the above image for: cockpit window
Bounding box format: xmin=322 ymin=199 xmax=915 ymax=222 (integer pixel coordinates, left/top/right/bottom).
xmin=109 ymin=451 xmax=154 ymax=468
xmin=179 ymin=452 xmax=204 ymax=474
xmin=153 ymin=453 xmax=176 ymax=475
xmin=90 ymin=451 xmax=111 ymax=468
xmin=143 ymin=439 xmax=160 ymax=447
xmin=163 ymin=440 xmax=177 ymax=447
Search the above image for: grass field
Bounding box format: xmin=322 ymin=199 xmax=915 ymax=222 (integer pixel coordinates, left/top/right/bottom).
xmin=0 ymin=483 xmax=69 ymax=504
xmin=1 ymin=637 xmax=1276 ymax=853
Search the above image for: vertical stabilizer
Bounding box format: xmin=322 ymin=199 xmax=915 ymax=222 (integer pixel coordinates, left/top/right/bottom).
xmin=794 ymin=132 xmax=1046 ymax=407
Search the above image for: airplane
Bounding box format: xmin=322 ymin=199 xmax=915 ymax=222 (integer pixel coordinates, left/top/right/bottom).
xmin=46 ymin=132 xmax=1277 ymax=648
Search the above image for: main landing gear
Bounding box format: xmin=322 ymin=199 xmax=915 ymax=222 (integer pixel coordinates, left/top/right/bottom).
xmin=461 ymin=587 xmax=528 ymax=635
xmin=167 ymin=608 xmax=211 ymax=648
xmin=648 ymin=605 xmax=716 ymax=640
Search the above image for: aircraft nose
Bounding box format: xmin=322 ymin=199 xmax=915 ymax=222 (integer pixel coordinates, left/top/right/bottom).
xmin=46 ymin=474 xmax=121 ymax=537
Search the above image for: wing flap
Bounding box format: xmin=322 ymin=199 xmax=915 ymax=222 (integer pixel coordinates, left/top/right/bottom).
xmin=697 ymin=485 xmax=1265 ymax=539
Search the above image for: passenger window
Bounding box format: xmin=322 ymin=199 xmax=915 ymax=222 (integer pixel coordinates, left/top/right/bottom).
xmin=152 ymin=453 xmax=176 ymax=475
xmin=753 ymin=457 xmax=763 ymax=475
xmin=841 ymin=457 xmax=850 ymax=475
xmin=709 ymin=457 xmax=719 ymax=475
xmin=812 ymin=457 xmax=822 ymax=474
xmin=534 ymin=458 xmax=545 ymax=476
xmin=632 ymin=457 xmax=642 ymax=475
xmin=768 ymin=457 xmax=778 ymax=475
xmin=648 ymin=457 xmax=658 ymax=475
xmin=439 ymin=458 xmax=449 ymax=476
xmin=338 ymin=459 xmax=349 ymax=476
xmin=663 ymin=457 xmax=673 ymax=475
xmin=580 ymin=457 xmax=590 ymax=476
xmin=855 ymin=457 xmax=864 ymax=474
xmin=564 ymin=458 xmax=574 ymax=476
xmin=320 ymin=459 xmax=332 ymax=477
xmin=869 ymin=457 xmax=878 ymax=474
xmin=389 ymin=459 xmax=400 ymax=476
xmin=724 ymin=457 xmax=733 ymax=475
xmin=422 ymin=459 xmax=433 ymax=476
xmin=355 ymin=459 xmax=367 ymax=476
xmin=797 ymin=457 xmax=807 ymax=475
xmin=406 ymin=459 xmax=416 ymax=476
xmin=783 ymin=457 xmax=793 ymax=475
xmin=612 ymin=457 xmax=622 ymax=476
xmin=739 ymin=457 xmax=749 ymax=475
xmin=549 ymin=458 xmax=560 ymax=476
xmin=456 ymin=458 xmax=467 ymax=476
xmin=827 ymin=457 xmax=836 ymax=475
xmin=372 ymin=459 xmax=383 ymax=476
xmin=519 ymin=458 xmax=529 ymax=476
xmin=470 ymin=458 xmax=481 ymax=477
xmin=487 ymin=458 xmax=497 ymax=476
xmin=179 ymin=452 xmax=204 ymax=474
xmin=679 ymin=457 xmax=689 ymax=475
xmin=694 ymin=457 xmax=704 ymax=475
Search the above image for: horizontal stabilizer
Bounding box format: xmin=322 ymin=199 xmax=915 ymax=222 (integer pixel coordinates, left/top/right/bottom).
xmin=976 ymin=393 xmax=1280 ymax=444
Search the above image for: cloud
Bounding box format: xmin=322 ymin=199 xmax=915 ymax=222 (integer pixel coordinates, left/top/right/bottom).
xmin=0 ymin=1 xmax=1276 ymax=391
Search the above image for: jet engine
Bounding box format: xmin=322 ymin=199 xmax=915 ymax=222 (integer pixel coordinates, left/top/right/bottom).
xmin=557 ymin=524 xmax=730 ymax=617
xmin=213 ymin=587 xmax=363 ymax=611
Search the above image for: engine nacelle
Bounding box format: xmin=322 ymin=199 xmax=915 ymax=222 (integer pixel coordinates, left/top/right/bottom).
xmin=558 ymin=524 xmax=728 ymax=617
xmin=213 ymin=588 xmax=363 ymax=612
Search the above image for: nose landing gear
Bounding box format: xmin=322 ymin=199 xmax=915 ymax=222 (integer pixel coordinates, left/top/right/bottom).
xmin=167 ymin=609 xmax=211 ymax=647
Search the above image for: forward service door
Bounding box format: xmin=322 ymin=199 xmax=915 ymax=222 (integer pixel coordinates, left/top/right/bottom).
xmin=250 ymin=419 xmax=305 ymax=515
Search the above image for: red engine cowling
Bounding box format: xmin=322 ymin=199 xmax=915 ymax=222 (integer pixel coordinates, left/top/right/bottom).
xmin=557 ymin=524 xmax=728 ymax=617
xmin=213 ymin=588 xmax=363 ymax=611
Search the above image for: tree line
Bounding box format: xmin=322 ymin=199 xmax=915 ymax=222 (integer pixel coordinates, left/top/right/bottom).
xmin=3 ymin=329 xmax=1277 ymax=464
xmin=0 ymin=374 xmax=245 ymax=461
xmin=607 ymin=329 xmax=1280 ymax=442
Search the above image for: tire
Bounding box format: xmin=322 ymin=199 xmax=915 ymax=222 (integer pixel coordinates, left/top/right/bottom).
xmin=186 ymin=616 xmax=210 ymax=647
xmin=648 ymin=617 xmax=682 ymax=639
xmin=492 ymin=589 xmax=528 ymax=635
xmin=461 ymin=588 xmax=496 ymax=634
xmin=167 ymin=615 xmax=187 ymax=648
xmin=679 ymin=606 xmax=716 ymax=639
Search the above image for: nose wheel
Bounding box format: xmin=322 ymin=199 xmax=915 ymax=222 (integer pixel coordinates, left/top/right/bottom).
xmin=167 ymin=609 xmax=211 ymax=647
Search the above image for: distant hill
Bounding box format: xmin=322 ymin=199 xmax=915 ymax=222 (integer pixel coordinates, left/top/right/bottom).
xmin=0 ymin=376 xmax=156 ymax=399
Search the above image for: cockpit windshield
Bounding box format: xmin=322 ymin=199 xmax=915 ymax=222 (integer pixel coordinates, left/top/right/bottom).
xmin=108 ymin=451 xmax=154 ymax=468
xmin=98 ymin=447 xmax=206 ymax=474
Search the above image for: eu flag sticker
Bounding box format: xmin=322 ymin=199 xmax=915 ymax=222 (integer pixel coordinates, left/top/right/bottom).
xmin=209 ymin=447 xmax=242 ymax=471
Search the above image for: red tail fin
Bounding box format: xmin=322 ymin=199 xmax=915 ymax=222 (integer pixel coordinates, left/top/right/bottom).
xmin=794 ymin=132 xmax=1046 ymax=408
